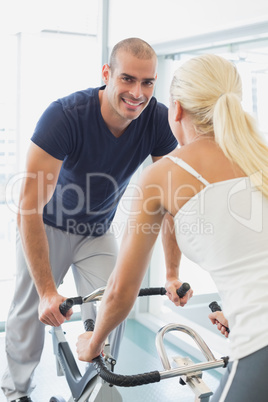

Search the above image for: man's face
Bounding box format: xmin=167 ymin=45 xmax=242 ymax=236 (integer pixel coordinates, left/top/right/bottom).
xmin=103 ymin=50 xmax=157 ymax=123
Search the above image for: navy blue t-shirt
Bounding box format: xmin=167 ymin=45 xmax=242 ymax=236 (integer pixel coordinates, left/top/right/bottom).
xmin=31 ymin=86 xmax=177 ymax=236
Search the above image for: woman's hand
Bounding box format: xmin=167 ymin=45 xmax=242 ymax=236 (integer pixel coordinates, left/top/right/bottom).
xmin=209 ymin=311 xmax=229 ymax=338
xmin=165 ymin=279 xmax=193 ymax=307
xmin=76 ymin=332 xmax=105 ymax=362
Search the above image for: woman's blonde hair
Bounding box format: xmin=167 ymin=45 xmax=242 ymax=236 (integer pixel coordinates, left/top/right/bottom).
xmin=170 ymin=54 xmax=268 ymax=198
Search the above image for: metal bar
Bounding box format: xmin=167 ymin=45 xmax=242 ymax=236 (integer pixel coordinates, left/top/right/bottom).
xmin=155 ymin=323 xmax=216 ymax=370
xmin=159 ymin=359 xmax=225 ymax=380
xmin=82 ymin=286 xmax=106 ymax=303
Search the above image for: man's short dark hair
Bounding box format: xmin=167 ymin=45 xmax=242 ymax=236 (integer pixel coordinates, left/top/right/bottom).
xmin=109 ymin=37 xmax=157 ymax=72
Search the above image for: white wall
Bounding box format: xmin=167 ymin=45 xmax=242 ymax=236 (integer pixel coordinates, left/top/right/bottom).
xmin=16 ymin=32 xmax=100 ymax=170
xmin=108 ymin=0 xmax=268 ymax=48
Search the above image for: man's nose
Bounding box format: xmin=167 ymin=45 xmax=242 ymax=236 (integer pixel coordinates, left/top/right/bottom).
xmin=129 ymin=82 xmax=143 ymax=99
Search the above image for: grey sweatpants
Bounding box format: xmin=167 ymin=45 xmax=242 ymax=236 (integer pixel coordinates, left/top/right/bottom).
xmin=212 ymin=345 xmax=268 ymax=402
xmin=1 ymin=225 xmax=125 ymax=401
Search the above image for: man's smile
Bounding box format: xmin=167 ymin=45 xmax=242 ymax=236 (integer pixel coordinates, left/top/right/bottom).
xmin=122 ymin=98 xmax=144 ymax=109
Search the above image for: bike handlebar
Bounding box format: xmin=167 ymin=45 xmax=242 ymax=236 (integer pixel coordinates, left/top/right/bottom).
xmin=59 ymin=296 xmax=83 ymax=316
xmin=59 ymin=284 xmax=229 ymax=388
xmin=93 ymin=355 xmax=161 ymax=387
xmin=176 ymin=282 xmax=190 ymax=298
xmin=59 ymin=283 xmax=190 ymax=317
xmin=84 ymin=317 xmax=228 ymax=387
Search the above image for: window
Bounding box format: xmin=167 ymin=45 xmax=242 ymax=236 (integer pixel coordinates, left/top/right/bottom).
xmin=0 ymin=1 xmax=101 ymax=325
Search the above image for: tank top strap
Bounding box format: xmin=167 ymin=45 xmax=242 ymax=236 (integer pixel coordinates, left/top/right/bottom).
xmin=164 ymin=155 xmax=210 ymax=186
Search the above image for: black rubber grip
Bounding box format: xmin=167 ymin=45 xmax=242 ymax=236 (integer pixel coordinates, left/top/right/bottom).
xmin=138 ymin=287 xmax=166 ymax=297
xmin=209 ymin=301 xmax=222 ymax=312
xmin=83 ymin=318 xmax=161 ymax=386
xmin=59 ymin=296 xmax=83 ymax=316
xmin=209 ymin=301 xmax=230 ymax=333
xmin=84 ymin=318 xmax=95 ymax=332
xmin=176 ymin=282 xmax=190 ymax=298
xmin=92 ymin=355 xmax=161 ymax=387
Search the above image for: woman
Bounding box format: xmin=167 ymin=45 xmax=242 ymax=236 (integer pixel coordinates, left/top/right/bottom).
xmin=76 ymin=54 xmax=268 ymax=401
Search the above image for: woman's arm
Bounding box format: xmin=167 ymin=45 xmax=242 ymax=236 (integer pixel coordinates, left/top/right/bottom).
xmin=76 ymin=161 xmax=193 ymax=361
xmin=161 ymin=213 xmax=193 ymax=306
xmin=209 ymin=311 xmax=229 ymax=338
xmin=77 ymin=164 xmax=166 ymax=361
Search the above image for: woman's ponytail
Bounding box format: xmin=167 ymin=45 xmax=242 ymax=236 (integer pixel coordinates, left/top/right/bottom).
xmin=214 ymin=92 xmax=268 ymax=197
xmin=170 ymin=54 xmax=268 ymax=198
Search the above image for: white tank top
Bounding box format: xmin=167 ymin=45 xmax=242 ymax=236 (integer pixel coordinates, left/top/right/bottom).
xmin=165 ymin=155 xmax=268 ymax=361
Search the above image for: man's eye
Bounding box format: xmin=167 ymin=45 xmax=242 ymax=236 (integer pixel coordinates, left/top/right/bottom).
xmin=143 ymin=81 xmax=154 ymax=87
xmin=122 ymin=77 xmax=132 ymax=82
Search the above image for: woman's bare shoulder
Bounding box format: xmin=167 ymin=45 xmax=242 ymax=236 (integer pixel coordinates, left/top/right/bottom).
xmin=167 ymin=139 xmax=246 ymax=182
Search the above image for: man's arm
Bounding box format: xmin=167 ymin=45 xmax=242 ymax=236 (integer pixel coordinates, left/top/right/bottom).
xmin=17 ymin=142 xmax=68 ymax=326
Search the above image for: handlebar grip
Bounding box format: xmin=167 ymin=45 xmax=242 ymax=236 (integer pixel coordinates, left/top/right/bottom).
xmin=209 ymin=301 xmax=230 ymax=333
xmin=138 ymin=287 xmax=166 ymax=297
xmin=209 ymin=301 xmax=222 ymax=312
xmin=176 ymin=282 xmax=190 ymax=298
xmin=59 ymin=299 xmax=74 ymax=317
xmin=59 ymin=296 xmax=83 ymax=317
xmin=84 ymin=318 xmax=95 ymax=332
xmin=92 ymin=355 xmax=161 ymax=387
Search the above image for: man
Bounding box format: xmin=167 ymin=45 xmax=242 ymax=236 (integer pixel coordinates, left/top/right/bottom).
xmin=1 ymin=37 xmax=180 ymax=401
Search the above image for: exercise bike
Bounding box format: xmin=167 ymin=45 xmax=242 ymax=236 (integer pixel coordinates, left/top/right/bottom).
xmin=49 ymin=285 xmax=228 ymax=402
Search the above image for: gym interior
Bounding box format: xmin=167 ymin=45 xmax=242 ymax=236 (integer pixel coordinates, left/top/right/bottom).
xmin=0 ymin=1 xmax=268 ymax=401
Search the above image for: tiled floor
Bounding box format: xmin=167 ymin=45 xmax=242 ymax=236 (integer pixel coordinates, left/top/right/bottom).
xmin=0 ymin=319 xmax=221 ymax=402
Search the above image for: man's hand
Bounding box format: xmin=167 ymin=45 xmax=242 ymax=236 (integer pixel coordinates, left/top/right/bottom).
xmin=38 ymin=292 xmax=73 ymax=326
xmin=209 ymin=311 xmax=229 ymax=338
xmin=76 ymin=332 xmax=105 ymax=362
xmin=165 ymin=279 xmax=193 ymax=307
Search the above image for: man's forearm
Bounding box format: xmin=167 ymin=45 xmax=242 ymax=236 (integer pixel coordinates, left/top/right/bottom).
xmin=18 ymin=213 xmax=57 ymax=298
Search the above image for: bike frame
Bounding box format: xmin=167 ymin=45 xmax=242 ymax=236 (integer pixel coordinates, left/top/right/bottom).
xmin=49 ymin=286 xmax=228 ymax=402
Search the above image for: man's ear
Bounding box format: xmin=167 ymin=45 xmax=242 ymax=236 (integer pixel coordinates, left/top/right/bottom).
xmin=174 ymin=100 xmax=183 ymax=122
xmin=102 ymin=64 xmax=110 ymax=84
